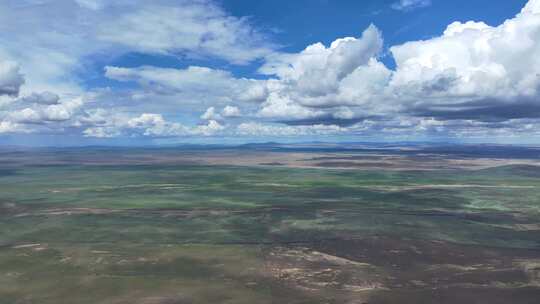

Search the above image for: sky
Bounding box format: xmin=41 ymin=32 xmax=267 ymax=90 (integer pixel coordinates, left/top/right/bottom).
xmin=1 ymin=0 xmax=540 ymax=146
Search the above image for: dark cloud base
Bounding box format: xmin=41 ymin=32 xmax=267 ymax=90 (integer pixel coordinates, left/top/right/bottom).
xmin=411 ymin=98 xmax=540 ymax=121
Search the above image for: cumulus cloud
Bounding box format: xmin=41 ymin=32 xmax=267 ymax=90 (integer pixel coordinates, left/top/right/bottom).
xmin=237 ymin=82 xmax=269 ymax=102
xmin=257 ymin=92 xmax=325 ymax=120
xmin=201 ymin=107 xmax=222 ymax=121
xmin=201 ymin=106 xmax=241 ymax=121
xmin=7 ymin=97 xmax=84 ymax=124
xmin=260 ymin=24 xmax=384 ymax=98
xmin=82 ymin=111 xmax=225 ymax=138
xmin=101 ymin=25 xmax=390 ymax=129
xmin=0 ymin=0 xmax=274 ymax=139
xmin=221 ymin=106 xmax=241 ymax=118
xmin=82 ymin=112 xmax=183 ymax=138
xmin=193 ymin=120 xmax=225 ymax=136
xmin=255 ymin=24 xmax=391 ymax=122
xmin=391 ymin=0 xmax=432 ymax=11
xmin=8 ymin=108 xmax=42 ymax=124
xmin=100 ymin=0 xmax=540 ymax=138
xmin=389 ymin=2 xmax=540 ymax=119
xmin=251 ymin=0 xmax=540 ymax=129
xmin=0 ymin=121 xmax=26 ymax=134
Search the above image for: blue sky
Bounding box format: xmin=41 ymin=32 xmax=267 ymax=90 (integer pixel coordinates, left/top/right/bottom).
xmin=1 ymin=0 xmax=539 ymax=145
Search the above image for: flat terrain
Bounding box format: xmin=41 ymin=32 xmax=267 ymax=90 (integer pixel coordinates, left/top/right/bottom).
xmin=1 ymin=144 xmax=540 ymax=303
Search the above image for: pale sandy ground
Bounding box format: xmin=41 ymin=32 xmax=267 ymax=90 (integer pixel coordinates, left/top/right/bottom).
xmin=172 ymin=151 xmax=540 ymax=171
xmin=3 ymin=148 xmax=540 ymax=170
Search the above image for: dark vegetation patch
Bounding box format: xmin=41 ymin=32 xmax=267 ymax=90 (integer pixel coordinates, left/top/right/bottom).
xmin=305 ymin=155 xmax=386 ymax=161
xmin=263 ymin=235 xmax=540 ymax=303
xmin=478 ymin=165 xmax=540 ymax=178
xmin=108 ymin=256 xmax=217 ymax=278
xmin=259 ymin=162 xmax=285 ymax=166
xmin=368 ymin=287 xmax=540 ymax=304
xmin=0 ymin=168 xmax=17 ymax=177
xmin=314 ymin=162 xmax=395 ymax=168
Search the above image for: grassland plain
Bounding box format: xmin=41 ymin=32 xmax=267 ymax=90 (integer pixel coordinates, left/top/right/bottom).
xmin=1 ymin=145 xmax=540 ymax=303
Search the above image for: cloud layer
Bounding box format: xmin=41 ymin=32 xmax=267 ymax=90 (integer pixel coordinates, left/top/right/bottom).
xmin=1 ymin=0 xmax=540 ymax=143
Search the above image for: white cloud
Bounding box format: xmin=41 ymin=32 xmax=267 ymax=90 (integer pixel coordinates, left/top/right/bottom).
xmin=253 ymin=1 xmax=540 ymax=125
xmin=257 ymin=92 xmax=325 ymax=120
xmin=386 ymin=1 xmax=540 ymax=119
xmin=82 ymin=112 xmax=225 ymax=138
xmin=237 ymin=122 xmax=346 ymax=137
xmin=0 ymin=121 xmax=27 ymax=134
xmin=193 ymin=120 xmax=225 ymax=136
xmin=3 ymin=0 xmax=540 ymax=142
xmin=201 ymin=106 xmax=241 ymax=121
xmin=82 ymin=112 xmax=184 ymax=138
xmin=0 ymin=0 xmax=275 ymax=100
xmin=105 ymin=65 xmax=264 ymax=106
xmin=82 ymin=126 xmax=120 ymax=138
xmin=237 ymin=82 xmax=269 ymax=102
xmin=73 ymin=108 xmax=109 ymax=127
xmin=7 ymin=97 xmax=84 ymax=124
xmin=391 ymin=0 xmax=431 ymax=11
xmin=222 ymin=105 xmax=241 ymax=118
xmin=523 ymin=0 xmax=540 ymax=14
xmin=333 ymin=107 xmax=355 ymax=120
xmin=126 ymin=113 xmax=187 ymax=137
xmin=105 ymin=65 xmax=244 ymax=96
xmin=97 ymin=2 xmax=274 ymax=64
xmin=9 ymin=108 xmax=42 ymax=124
xmin=127 ymin=113 xmax=166 ymax=129
xmin=260 ymin=24 xmax=383 ymax=98
xmin=201 ymin=107 xmax=222 ymax=121
xmin=255 ymin=24 xmax=390 ymax=121
xmin=390 ymin=4 xmax=540 ymax=99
